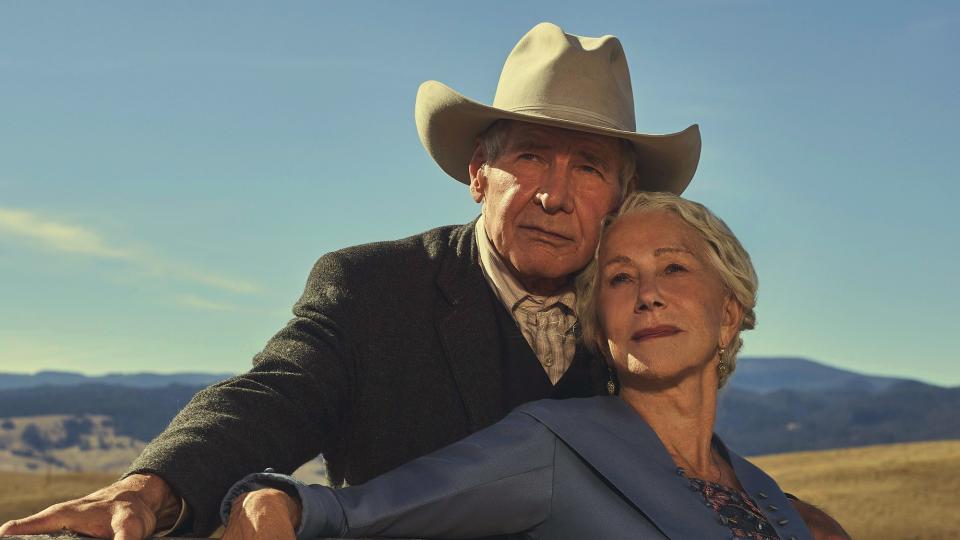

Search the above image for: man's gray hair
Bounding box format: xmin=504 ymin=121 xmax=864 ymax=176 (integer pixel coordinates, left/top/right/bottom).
xmin=575 ymin=191 xmax=758 ymax=388
xmin=477 ymin=120 xmax=637 ymax=197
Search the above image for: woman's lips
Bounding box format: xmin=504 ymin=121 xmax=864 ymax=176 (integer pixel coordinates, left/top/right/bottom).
xmin=631 ymin=326 xmax=682 ymax=341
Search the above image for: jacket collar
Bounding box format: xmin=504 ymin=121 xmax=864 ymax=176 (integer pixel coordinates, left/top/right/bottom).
xmin=519 ymin=397 xmax=813 ymax=540
xmin=433 ymin=218 xmax=506 ymax=431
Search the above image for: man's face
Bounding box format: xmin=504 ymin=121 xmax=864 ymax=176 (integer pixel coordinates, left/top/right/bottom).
xmin=470 ymin=122 xmax=624 ymax=294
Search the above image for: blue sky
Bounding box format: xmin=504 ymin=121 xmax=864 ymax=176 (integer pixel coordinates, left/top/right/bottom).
xmin=0 ymin=2 xmax=957 ymax=385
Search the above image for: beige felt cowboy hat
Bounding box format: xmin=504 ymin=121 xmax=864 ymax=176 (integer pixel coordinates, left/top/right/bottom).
xmin=415 ymin=22 xmax=701 ymax=194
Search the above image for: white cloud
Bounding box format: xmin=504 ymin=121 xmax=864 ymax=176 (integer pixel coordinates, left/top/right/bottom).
xmin=0 ymin=208 xmax=133 ymax=259
xmin=0 ymin=207 xmax=258 ymax=295
xmin=175 ymin=294 xmax=235 ymax=312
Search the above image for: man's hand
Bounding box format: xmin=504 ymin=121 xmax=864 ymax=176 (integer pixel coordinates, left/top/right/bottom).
xmin=221 ymin=488 xmax=301 ymax=540
xmin=791 ymin=498 xmax=852 ymax=540
xmin=0 ymin=473 xmax=180 ymax=540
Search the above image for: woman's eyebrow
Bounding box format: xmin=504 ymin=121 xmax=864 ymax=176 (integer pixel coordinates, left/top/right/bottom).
xmin=654 ymin=246 xmax=695 ymax=257
xmin=602 ymin=255 xmax=634 ymax=268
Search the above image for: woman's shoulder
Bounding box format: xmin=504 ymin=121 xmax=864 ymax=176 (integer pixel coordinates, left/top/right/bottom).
xmin=515 ymin=396 xmax=626 ymax=419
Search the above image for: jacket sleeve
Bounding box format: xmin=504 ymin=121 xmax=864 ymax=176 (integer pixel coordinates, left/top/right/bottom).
xmin=125 ymin=251 xmax=367 ymax=535
xmin=221 ymin=411 xmax=557 ymax=539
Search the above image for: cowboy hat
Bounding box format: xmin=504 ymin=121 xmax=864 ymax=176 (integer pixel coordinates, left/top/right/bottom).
xmin=415 ymin=22 xmax=701 ymax=194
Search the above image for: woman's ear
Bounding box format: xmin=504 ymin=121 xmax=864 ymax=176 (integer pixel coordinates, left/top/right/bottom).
xmin=468 ymin=143 xmax=487 ymax=203
xmin=720 ymin=295 xmax=745 ymax=347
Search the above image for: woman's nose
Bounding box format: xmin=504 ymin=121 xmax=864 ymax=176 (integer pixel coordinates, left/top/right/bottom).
xmin=635 ymin=280 xmax=665 ymax=312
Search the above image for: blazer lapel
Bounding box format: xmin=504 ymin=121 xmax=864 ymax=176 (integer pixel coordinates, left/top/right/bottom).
xmin=434 ymin=218 xmax=506 ymax=432
xmin=720 ymin=438 xmax=814 ymax=540
xmin=520 ymin=397 xmax=734 ymax=539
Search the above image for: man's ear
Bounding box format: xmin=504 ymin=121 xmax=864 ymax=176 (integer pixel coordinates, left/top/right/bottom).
xmin=468 ymin=142 xmax=487 ymax=204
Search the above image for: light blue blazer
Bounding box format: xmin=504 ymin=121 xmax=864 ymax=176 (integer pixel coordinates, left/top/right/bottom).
xmin=222 ymin=397 xmax=812 ymax=540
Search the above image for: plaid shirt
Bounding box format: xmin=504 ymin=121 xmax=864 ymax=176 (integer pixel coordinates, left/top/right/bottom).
xmin=475 ymin=215 xmax=579 ymax=385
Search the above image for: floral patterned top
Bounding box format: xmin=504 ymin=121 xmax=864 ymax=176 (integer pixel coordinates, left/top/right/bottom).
xmin=684 ymin=472 xmax=782 ymax=539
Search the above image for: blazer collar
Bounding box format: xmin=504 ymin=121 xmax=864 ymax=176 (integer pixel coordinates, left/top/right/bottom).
xmin=433 ymin=218 xmax=506 ymax=431
xmin=519 ymin=397 xmax=813 ymax=540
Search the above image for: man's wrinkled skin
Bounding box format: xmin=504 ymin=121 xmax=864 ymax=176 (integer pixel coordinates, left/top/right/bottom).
xmin=0 ymin=473 xmax=178 ymax=540
xmin=221 ymin=489 xmax=300 ymax=540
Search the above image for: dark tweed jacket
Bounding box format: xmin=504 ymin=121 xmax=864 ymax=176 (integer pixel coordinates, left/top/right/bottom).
xmin=126 ymin=220 xmax=605 ymax=535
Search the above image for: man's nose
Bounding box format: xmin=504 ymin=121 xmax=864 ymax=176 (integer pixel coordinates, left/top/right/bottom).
xmin=535 ymin=165 xmax=574 ymax=213
xmin=635 ymin=279 xmax=666 ymax=312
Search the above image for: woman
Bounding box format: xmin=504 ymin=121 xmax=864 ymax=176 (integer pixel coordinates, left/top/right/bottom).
xmin=220 ymin=192 xmax=819 ymax=540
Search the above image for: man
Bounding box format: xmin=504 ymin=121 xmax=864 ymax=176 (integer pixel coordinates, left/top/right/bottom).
xmin=0 ymin=23 xmax=847 ymax=540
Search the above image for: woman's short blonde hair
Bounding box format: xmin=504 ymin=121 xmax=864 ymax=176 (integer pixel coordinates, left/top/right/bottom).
xmin=575 ymin=191 xmax=758 ymax=388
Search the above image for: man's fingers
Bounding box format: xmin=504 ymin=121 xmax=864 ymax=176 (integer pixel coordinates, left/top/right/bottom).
xmin=110 ymin=509 xmax=149 ymax=540
xmin=0 ymin=503 xmax=76 ymax=535
xmin=113 ymin=529 xmax=137 ymax=540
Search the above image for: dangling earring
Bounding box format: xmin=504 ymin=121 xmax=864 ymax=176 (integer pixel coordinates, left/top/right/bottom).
xmin=717 ymin=345 xmax=730 ymax=379
xmin=606 ymin=365 xmax=617 ymax=395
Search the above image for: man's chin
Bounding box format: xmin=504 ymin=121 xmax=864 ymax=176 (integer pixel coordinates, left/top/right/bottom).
xmin=510 ymin=258 xmax=586 ymax=291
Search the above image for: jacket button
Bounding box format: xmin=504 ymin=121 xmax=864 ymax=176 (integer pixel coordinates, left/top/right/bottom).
xmin=757 ymin=491 xmax=768 ymax=499
xmin=264 ymin=467 xmax=275 ymax=473
xmin=768 ymin=504 xmax=779 ymax=511
xmin=778 ymin=518 xmax=789 ymax=526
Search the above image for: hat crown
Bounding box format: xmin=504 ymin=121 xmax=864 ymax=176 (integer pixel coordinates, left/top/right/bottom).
xmin=493 ymin=22 xmax=636 ymax=132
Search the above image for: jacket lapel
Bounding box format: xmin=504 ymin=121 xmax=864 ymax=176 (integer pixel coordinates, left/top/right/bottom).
xmin=520 ymin=397 xmax=734 ymax=539
xmin=720 ymin=438 xmax=814 ymax=540
xmin=434 ymin=218 xmax=506 ymax=432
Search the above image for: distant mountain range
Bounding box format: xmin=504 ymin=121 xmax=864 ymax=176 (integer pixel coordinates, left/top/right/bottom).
xmin=727 ymin=357 xmax=916 ymax=394
xmin=0 ymin=358 xmax=956 ymax=474
xmin=0 ymin=370 xmax=232 ymax=390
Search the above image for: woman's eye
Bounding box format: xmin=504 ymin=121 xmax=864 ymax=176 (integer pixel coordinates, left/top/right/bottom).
xmin=609 ymin=272 xmax=632 ymax=285
xmin=664 ymin=263 xmax=686 ymax=274
xmin=518 ymin=153 xmax=539 ymax=161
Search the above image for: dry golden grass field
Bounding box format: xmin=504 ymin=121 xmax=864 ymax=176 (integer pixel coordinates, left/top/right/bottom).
xmin=1 ymin=440 xmax=957 ymax=539
xmin=751 ymin=439 xmax=960 ymax=540
xmin=0 ymin=471 xmax=116 ymax=524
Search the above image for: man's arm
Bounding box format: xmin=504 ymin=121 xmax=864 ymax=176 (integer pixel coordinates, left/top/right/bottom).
xmin=0 ymin=252 xmax=367 ymax=538
xmin=0 ymin=473 xmax=180 ymax=539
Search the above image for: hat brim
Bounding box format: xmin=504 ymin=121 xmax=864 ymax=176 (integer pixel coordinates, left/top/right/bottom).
xmin=415 ymin=80 xmax=702 ymax=194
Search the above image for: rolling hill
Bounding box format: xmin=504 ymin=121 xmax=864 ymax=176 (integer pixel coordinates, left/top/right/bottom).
xmin=0 ymin=358 xmax=955 ymax=477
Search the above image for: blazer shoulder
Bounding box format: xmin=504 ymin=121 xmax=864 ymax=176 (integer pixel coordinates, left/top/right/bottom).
xmin=299 ymin=220 xmax=477 ymax=299
xmin=326 ymin=221 xmax=475 ymax=266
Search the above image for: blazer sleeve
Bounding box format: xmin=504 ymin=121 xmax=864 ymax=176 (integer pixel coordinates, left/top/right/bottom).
xmin=221 ymin=411 xmax=558 ymax=539
xmin=126 ymin=251 xmax=367 ymax=535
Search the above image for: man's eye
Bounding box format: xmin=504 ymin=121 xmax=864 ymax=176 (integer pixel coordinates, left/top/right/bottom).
xmin=664 ymin=263 xmax=686 ymax=274
xmin=518 ymin=153 xmax=540 ymax=161
xmin=581 ymin=165 xmax=602 ymax=176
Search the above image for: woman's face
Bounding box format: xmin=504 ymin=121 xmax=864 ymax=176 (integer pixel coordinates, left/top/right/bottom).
xmin=596 ymin=210 xmax=742 ymax=384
